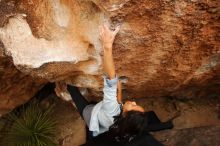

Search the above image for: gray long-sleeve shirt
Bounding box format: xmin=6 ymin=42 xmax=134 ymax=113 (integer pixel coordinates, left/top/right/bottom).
xmin=82 ymin=76 xmax=121 ymax=137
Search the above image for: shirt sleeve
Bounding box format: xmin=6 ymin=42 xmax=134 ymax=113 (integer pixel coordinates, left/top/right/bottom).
xmin=101 ymin=75 xmax=120 ymax=115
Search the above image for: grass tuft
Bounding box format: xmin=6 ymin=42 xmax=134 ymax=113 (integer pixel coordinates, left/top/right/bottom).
xmin=2 ymin=100 xmax=57 ymax=146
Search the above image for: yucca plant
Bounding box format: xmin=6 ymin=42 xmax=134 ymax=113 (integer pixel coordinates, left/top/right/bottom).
xmin=2 ymin=100 xmax=57 ymax=146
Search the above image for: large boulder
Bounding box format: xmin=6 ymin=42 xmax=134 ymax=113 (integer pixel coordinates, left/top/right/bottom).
xmin=0 ymin=42 xmax=46 ymax=116
xmin=153 ymin=126 xmax=220 ymax=146
xmin=0 ymin=0 xmax=219 ymax=115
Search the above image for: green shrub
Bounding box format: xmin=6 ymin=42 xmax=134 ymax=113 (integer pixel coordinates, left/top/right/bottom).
xmin=2 ymin=100 xmax=57 ymax=146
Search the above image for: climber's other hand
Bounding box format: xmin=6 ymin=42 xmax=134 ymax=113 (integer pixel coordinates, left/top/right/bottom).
xmin=55 ymin=82 xmax=71 ymax=101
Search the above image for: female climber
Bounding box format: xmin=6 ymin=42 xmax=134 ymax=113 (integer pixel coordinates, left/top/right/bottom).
xmin=55 ymin=23 xmax=178 ymax=146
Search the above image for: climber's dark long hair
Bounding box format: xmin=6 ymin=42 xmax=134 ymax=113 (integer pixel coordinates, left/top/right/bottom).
xmin=109 ymin=110 xmax=149 ymax=142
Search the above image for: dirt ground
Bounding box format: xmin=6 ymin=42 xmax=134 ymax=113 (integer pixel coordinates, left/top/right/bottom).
xmin=51 ymin=95 xmax=220 ymax=146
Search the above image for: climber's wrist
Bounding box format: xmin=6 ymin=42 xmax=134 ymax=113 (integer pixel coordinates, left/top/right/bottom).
xmin=103 ymin=45 xmax=112 ymax=52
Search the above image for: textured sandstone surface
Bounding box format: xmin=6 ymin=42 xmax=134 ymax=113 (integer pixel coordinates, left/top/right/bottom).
xmin=0 ymin=0 xmax=220 ymax=114
xmin=153 ymin=126 xmax=220 ymax=146
xmin=0 ymin=42 xmax=46 ymax=116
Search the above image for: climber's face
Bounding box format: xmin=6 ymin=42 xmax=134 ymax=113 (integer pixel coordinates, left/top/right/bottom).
xmin=123 ymin=101 xmax=145 ymax=113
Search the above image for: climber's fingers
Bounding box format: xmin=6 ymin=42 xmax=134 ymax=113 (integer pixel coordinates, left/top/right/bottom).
xmin=103 ymin=23 xmax=109 ymax=32
xmin=113 ymin=25 xmax=120 ymax=35
xmin=102 ymin=23 xmax=120 ymax=36
xmin=99 ymin=25 xmax=104 ymax=36
xmin=99 ymin=23 xmax=120 ymax=44
xmin=55 ymin=82 xmax=61 ymax=97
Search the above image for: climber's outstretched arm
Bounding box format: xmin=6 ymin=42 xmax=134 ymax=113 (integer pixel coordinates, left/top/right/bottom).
xmin=99 ymin=24 xmax=120 ymax=79
xmin=99 ymin=24 xmax=123 ymax=104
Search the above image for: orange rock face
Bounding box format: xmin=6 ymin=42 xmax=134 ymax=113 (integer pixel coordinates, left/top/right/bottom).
xmin=0 ymin=0 xmax=219 ymax=115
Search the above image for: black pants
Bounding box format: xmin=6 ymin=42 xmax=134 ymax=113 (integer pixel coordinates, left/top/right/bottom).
xmin=67 ymin=85 xmax=94 ymax=141
xmin=146 ymin=111 xmax=173 ymax=132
